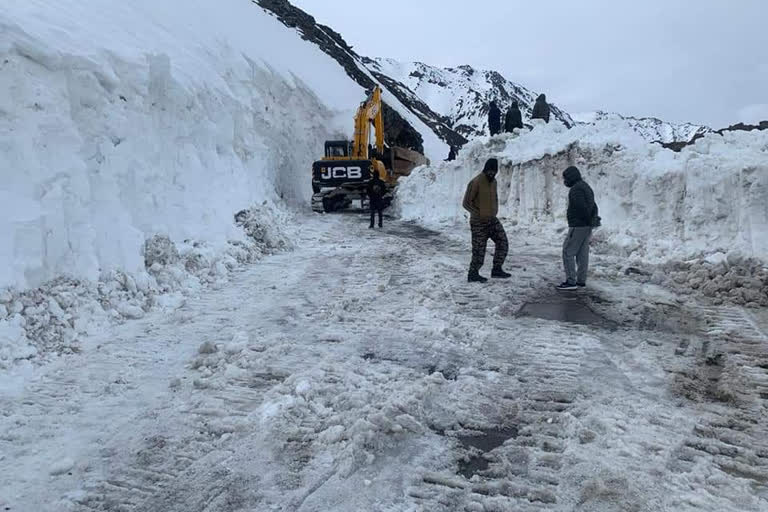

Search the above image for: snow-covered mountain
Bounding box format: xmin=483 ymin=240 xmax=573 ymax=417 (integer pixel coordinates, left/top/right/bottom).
xmin=572 ymin=111 xmax=712 ymax=144
xmin=366 ymin=58 xmax=574 ymax=139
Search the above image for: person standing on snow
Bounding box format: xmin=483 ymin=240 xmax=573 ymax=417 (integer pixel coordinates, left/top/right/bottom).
xmin=462 ymin=158 xmax=511 ymax=282
xmin=558 ymin=166 xmax=600 ymax=290
xmin=531 ymin=94 xmax=551 ymax=123
xmin=367 ymin=172 xmax=386 ymax=229
xmin=504 ymin=100 xmax=524 ymax=132
xmin=488 ymin=101 xmax=502 ymax=136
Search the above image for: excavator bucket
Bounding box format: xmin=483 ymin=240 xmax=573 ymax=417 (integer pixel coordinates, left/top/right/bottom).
xmin=387 ymin=147 xmax=429 ymax=178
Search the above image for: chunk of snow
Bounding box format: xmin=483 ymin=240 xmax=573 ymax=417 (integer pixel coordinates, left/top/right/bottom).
xmin=295 ymin=380 xmax=312 ymax=397
xmin=49 ymin=458 xmax=75 ymax=476
xmin=116 ymin=302 xmax=145 ymax=320
xmin=198 ymin=341 xmax=218 ymax=355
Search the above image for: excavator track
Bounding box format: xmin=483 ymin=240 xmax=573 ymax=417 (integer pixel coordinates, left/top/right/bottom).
xmin=311 ymin=190 xmax=353 ymax=213
xmin=311 ymin=192 xmax=327 ymax=213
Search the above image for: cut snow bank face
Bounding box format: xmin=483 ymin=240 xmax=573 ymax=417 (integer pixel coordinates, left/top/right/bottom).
xmin=397 ymin=121 xmax=768 ymax=263
xmin=0 ymin=0 xmax=366 ymax=290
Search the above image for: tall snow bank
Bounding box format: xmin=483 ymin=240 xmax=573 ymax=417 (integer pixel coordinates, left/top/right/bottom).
xmin=0 ymin=0 xmax=365 ymax=291
xmin=397 ymin=120 xmax=768 ymax=263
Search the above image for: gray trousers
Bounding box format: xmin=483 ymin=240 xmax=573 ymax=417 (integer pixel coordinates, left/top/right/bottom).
xmin=563 ymin=227 xmax=592 ymax=284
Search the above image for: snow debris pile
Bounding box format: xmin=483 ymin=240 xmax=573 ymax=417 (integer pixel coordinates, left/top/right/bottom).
xmin=0 ymin=209 xmax=292 ymax=370
xmin=398 ymin=120 xmax=768 ymax=269
xmin=234 ymin=205 xmax=294 ymax=255
xmin=627 ymin=254 xmax=768 ymax=308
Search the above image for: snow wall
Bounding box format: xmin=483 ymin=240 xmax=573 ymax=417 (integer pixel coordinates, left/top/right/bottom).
xmin=397 ymin=121 xmax=768 ymax=264
xmin=0 ymin=0 xmax=368 ymax=291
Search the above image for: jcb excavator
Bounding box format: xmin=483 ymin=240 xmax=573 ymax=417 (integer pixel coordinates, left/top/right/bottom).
xmin=311 ymin=86 xmax=428 ymax=213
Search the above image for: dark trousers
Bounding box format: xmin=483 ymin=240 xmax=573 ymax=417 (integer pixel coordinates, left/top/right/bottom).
xmin=370 ymin=201 xmax=383 ymax=227
xmin=470 ymin=217 xmax=508 ymax=272
xmin=562 ymin=227 xmax=592 ymax=284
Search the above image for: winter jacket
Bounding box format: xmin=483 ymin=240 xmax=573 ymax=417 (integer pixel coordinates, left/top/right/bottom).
xmin=504 ymin=104 xmax=523 ymax=132
xmin=488 ymin=102 xmax=502 ymax=136
xmin=367 ymin=177 xmax=386 ymax=207
xmin=463 ymin=173 xmax=499 ymax=220
xmin=564 ymin=167 xmax=596 ymax=227
xmin=531 ymin=94 xmax=551 ymax=123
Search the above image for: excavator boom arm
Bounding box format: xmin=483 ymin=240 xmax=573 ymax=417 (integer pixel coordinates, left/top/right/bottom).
xmin=352 ymin=86 xmax=384 ymax=159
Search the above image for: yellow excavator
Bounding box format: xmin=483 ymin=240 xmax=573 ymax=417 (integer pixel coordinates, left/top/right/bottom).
xmin=311 ymin=86 xmax=428 ymax=213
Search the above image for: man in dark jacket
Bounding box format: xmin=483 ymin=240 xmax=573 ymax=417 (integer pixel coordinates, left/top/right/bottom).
xmin=367 ymin=172 xmax=386 ymax=228
xmin=531 ymin=94 xmax=551 ymax=123
xmin=558 ymin=166 xmax=598 ymax=290
xmin=504 ymin=100 xmax=523 ymax=132
xmin=488 ymin=101 xmax=502 ymax=136
xmin=462 ymin=158 xmax=511 ymax=282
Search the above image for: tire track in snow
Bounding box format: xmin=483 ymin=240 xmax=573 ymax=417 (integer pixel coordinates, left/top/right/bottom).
xmin=70 ymin=217 xmax=407 ymax=511
xmin=6 ymin=217 xmax=767 ymax=511
xmin=412 ymin=322 xmax=592 ymax=511
xmin=665 ymin=306 xmax=768 ymax=510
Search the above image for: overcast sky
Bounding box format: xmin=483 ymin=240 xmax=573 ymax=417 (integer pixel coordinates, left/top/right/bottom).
xmin=291 ymin=0 xmax=768 ymax=128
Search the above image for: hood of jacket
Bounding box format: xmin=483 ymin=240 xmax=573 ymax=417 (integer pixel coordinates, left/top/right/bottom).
xmin=563 ymin=166 xmax=582 ymax=187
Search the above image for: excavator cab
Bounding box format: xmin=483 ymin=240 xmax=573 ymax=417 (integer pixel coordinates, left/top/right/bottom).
xmin=324 ymin=141 xmax=350 ymax=159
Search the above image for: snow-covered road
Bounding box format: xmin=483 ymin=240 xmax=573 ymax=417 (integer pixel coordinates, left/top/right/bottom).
xmin=2 ymin=215 xmax=767 ymax=511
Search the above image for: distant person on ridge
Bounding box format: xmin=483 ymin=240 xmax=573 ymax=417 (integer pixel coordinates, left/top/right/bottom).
xmin=531 ymin=94 xmax=551 ymax=123
xmin=504 ymin=100 xmax=524 ymax=132
xmin=462 ymin=158 xmax=511 ymax=282
xmin=488 ymin=101 xmax=502 ymax=136
xmin=557 ymin=166 xmax=600 ymax=290
xmin=367 ymin=172 xmax=386 ymax=229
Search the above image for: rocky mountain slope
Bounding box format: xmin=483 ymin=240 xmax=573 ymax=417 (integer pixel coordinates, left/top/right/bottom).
xmin=255 ymin=0 xmax=467 ymax=152
xmin=367 ymin=58 xmax=575 ymax=138
xmin=661 ymin=120 xmax=768 ymax=151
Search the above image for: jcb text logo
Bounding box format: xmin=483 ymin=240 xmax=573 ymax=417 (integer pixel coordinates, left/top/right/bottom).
xmin=321 ymin=166 xmax=363 ymax=180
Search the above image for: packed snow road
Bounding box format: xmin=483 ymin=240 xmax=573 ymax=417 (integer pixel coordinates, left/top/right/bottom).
xmin=2 ymin=215 xmax=767 ymax=512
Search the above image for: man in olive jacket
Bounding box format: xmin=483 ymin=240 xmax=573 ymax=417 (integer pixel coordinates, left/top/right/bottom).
xmin=462 ymin=158 xmax=511 ymax=282
xmin=558 ymin=166 xmax=598 ymax=289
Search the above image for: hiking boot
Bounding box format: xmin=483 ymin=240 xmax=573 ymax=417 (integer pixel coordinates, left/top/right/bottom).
xmin=369 ymin=224 xmax=374 ymax=229
xmin=491 ymin=267 xmax=512 ymax=279
xmin=556 ymin=281 xmax=578 ymax=290
xmin=468 ymin=270 xmax=488 ymax=283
